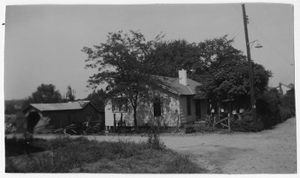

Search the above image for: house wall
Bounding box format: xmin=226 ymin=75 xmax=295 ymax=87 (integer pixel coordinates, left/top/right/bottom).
xmin=105 ymin=100 xmax=117 ymax=127
xmin=104 ymin=87 xmax=206 ymax=128
xmin=105 ymin=88 xmax=181 ymax=127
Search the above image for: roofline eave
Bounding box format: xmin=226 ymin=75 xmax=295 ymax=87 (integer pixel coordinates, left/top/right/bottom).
xmin=153 ymin=81 xmax=181 ymax=95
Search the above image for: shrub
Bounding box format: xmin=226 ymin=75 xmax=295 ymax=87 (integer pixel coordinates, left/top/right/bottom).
xmin=256 ymin=88 xmax=281 ymax=129
xmin=162 ymin=154 xmax=206 ymax=173
xmin=5 ymin=115 xmax=17 ymax=134
xmin=281 ymin=88 xmax=295 ymax=116
xmin=147 ymin=133 xmax=166 ymax=150
xmin=204 ymin=114 xmax=214 ymax=128
xmin=231 ymin=119 xmax=263 ymax=132
xmin=279 ymin=106 xmax=292 ymax=122
xmin=185 ymin=125 xmax=196 ymax=134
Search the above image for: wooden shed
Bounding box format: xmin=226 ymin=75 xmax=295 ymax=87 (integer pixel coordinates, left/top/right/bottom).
xmin=22 ymin=100 xmax=104 ymax=133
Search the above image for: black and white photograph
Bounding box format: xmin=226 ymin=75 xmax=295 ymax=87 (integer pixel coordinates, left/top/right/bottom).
xmin=1 ymin=0 xmax=297 ymax=175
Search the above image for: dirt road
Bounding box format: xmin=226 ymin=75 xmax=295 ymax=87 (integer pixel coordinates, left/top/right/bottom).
xmin=32 ymin=117 xmax=297 ymax=173
xmin=160 ymin=117 xmax=297 ymax=173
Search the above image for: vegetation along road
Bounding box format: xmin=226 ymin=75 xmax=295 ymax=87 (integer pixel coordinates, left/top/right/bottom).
xmin=33 ymin=117 xmax=297 ymax=174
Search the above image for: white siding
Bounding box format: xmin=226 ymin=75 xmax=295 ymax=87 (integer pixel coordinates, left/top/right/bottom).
xmin=104 ymin=88 xmax=203 ymax=127
xmin=104 ymin=100 xmax=114 ymax=126
xmin=105 ymin=100 xmax=132 ymax=127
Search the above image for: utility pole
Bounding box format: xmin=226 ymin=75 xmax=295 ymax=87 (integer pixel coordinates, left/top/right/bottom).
xmin=242 ymin=4 xmax=257 ymax=124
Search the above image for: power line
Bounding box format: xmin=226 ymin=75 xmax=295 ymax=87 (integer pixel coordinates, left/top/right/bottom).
xmin=231 ymin=25 xmax=243 ymax=40
xmin=231 ymin=4 xmax=242 ymax=15
xmin=230 ymin=4 xmax=244 ymax=40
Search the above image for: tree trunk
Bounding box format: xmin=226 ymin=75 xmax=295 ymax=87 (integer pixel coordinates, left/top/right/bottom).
xmin=133 ymin=106 xmax=138 ymax=131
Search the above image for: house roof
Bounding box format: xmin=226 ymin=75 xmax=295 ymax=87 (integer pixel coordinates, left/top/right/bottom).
xmin=152 ymin=75 xmax=202 ymax=96
xmin=23 ymin=100 xmax=99 ymax=113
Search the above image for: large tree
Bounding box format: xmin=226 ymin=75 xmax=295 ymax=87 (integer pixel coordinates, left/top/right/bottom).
xmin=196 ymin=59 xmax=272 ymax=109
xmin=65 ymin=85 xmax=76 ymax=102
xmin=145 ymin=35 xmax=247 ymax=84
xmin=82 ymin=30 xmax=164 ymax=130
xmin=146 ymin=39 xmax=203 ymax=78
xmin=24 ymin=83 xmax=63 ymax=106
xmin=195 ymin=36 xmax=271 ymax=110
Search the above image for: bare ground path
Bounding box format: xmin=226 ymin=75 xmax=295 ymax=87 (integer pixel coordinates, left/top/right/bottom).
xmin=29 ymin=117 xmax=297 ymax=173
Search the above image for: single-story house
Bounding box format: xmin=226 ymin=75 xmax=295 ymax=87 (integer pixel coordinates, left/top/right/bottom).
xmin=105 ymin=70 xmax=208 ymax=129
xmin=22 ymin=100 xmax=103 ymax=133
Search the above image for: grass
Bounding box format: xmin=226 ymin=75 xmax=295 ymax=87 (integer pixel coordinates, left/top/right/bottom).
xmin=6 ymin=136 xmax=207 ymax=173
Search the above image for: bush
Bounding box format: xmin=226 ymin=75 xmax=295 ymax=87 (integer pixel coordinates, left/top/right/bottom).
xmin=204 ymin=114 xmax=214 ymax=128
xmin=185 ymin=125 xmax=196 ymax=134
xmin=256 ymin=88 xmax=281 ymax=129
xmin=162 ymin=154 xmax=207 ymax=173
xmin=147 ymin=133 xmax=166 ymax=150
xmin=281 ymin=88 xmax=295 ymax=116
xmin=231 ymin=119 xmax=263 ymax=132
xmin=279 ymin=106 xmax=292 ymax=122
xmin=5 ymin=115 xmax=17 ymax=134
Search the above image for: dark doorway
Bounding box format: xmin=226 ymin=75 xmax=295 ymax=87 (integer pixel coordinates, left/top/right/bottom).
xmin=27 ymin=112 xmax=40 ymax=133
xmin=195 ymin=99 xmax=201 ymax=120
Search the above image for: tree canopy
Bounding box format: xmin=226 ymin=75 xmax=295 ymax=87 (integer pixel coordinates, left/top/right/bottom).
xmin=196 ymin=59 xmax=272 ymax=108
xmin=146 ymin=39 xmax=202 ymax=78
xmin=82 ymin=30 xmax=164 ymax=129
xmin=85 ymin=88 xmax=107 ymax=111
xmin=65 ymin=85 xmax=76 ymax=102
xmin=195 ymin=36 xmax=272 ymax=109
xmin=24 ymin=83 xmax=63 ymax=107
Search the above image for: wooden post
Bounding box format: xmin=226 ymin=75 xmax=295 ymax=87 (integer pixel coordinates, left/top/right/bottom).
xmin=120 ymin=112 xmax=123 ymax=127
xmin=120 ymin=112 xmax=123 ymax=133
xmin=242 ymin=4 xmax=257 ymax=125
xmin=228 ymin=117 xmax=231 ymax=132
xmin=113 ymin=113 xmax=116 ymax=133
xmin=176 ymin=110 xmax=180 ymax=131
xmin=213 ymin=115 xmax=216 ymax=130
xmin=158 ymin=116 xmax=161 ymax=133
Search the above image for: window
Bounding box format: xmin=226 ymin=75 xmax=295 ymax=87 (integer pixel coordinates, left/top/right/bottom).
xmin=187 ymin=97 xmax=191 ymax=115
xmin=153 ymin=97 xmax=161 ymax=117
xmin=112 ymin=98 xmax=128 ymax=113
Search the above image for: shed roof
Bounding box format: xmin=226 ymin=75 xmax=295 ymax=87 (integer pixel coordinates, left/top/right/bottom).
xmin=23 ymin=100 xmax=97 ymax=113
xmin=152 ymin=75 xmax=202 ymax=96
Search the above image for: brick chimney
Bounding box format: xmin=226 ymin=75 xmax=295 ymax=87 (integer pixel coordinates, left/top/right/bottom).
xmin=179 ymin=69 xmax=187 ymax=86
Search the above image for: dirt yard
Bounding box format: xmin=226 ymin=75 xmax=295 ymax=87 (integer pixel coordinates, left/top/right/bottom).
xmin=30 ymin=117 xmax=297 ymax=173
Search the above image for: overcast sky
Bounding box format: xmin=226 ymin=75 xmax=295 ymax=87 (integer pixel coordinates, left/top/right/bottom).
xmin=3 ymin=1 xmax=295 ymax=100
